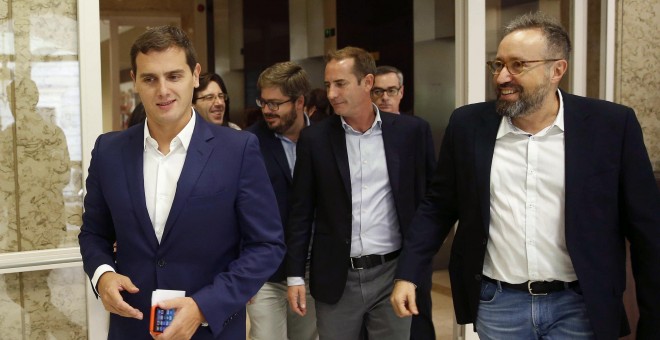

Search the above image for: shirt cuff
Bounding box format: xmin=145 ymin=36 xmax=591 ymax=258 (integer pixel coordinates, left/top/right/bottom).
xmin=287 ymin=277 xmax=305 ymax=286
xmin=91 ymin=264 xmax=116 ymax=295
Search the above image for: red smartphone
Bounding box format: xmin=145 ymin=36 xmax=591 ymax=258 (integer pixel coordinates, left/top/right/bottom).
xmin=149 ymin=306 xmax=174 ymax=334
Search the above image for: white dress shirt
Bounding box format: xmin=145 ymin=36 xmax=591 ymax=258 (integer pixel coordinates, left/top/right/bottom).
xmin=483 ymin=90 xmax=577 ymax=284
xmin=91 ymin=112 xmax=196 ymax=290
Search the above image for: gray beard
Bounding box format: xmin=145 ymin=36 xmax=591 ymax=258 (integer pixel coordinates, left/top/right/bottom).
xmin=495 ymin=83 xmax=550 ymax=118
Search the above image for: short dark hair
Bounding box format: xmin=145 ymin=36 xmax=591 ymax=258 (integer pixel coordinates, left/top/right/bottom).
xmin=193 ymin=72 xmax=232 ymax=127
xmin=503 ymin=12 xmax=572 ymax=60
xmin=325 ymin=46 xmax=376 ymax=84
xmin=375 ymin=65 xmax=404 ymax=86
xmin=130 ymin=25 xmax=198 ymax=75
xmin=257 ymin=61 xmax=311 ymax=102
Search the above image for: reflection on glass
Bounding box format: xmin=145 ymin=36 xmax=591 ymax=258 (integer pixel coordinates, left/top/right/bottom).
xmin=9 ymin=78 xmax=71 ymax=251
xmin=0 ymin=2 xmax=83 ymax=254
xmin=0 ymin=268 xmax=88 ymax=339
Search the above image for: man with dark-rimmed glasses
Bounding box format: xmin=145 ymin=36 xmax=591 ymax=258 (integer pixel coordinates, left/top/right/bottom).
xmin=392 ymin=11 xmax=660 ymax=340
xmin=371 ymin=65 xmax=405 ymax=114
xmin=247 ymin=61 xmax=318 ymax=340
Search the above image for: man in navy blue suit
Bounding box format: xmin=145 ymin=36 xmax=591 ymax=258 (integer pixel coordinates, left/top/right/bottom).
xmin=78 ymin=25 xmax=285 ymax=339
xmin=286 ymin=46 xmax=436 ymax=339
xmin=246 ymin=61 xmax=318 ymax=340
xmin=391 ymin=12 xmax=660 ymax=340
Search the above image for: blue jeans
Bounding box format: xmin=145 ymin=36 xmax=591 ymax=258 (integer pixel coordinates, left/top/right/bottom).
xmin=476 ymin=279 xmax=595 ymax=339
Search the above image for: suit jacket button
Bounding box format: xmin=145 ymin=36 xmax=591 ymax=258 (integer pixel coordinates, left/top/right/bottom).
xmin=158 ymin=260 xmax=166 ymax=267
xmin=474 ymin=274 xmax=481 ymax=281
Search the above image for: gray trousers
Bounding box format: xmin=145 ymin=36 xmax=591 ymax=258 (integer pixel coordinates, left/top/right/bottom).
xmin=315 ymin=259 xmax=411 ymax=339
xmin=247 ymin=281 xmax=318 ymax=340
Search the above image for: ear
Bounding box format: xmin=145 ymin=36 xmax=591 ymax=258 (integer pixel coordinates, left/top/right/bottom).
xmin=295 ymin=95 xmax=305 ymax=113
xmin=363 ymin=73 xmax=375 ymax=90
xmin=399 ymin=84 xmax=404 ymax=97
xmin=550 ymin=59 xmax=568 ymax=84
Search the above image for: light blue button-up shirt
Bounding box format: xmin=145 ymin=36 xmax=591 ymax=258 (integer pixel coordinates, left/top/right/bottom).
xmin=341 ymin=106 xmax=401 ymax=258
xmin=274 ymin=114 xmax=310 ymax=175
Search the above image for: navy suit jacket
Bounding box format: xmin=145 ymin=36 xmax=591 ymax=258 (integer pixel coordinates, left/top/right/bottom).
xmin=246 ymin=120 xmax=296 ymax=282
xmin=396 ymin=90 xmax=660 ymax=340
xmin=286 ymin=112 xmax=436 ymax=336
xmin=79 ymin=113 xmax=286 ymax=339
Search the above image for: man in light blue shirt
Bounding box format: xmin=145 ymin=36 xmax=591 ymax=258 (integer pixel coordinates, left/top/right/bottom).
xmin=286 ymin=46 xmax=436 ymax=339
xmin=246 ymin=61 xmax=317 ymax=340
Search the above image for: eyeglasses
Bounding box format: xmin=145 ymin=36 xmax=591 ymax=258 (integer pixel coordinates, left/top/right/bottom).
xmin=196 ymin=93 xmax=228 ymax=102
xmin=255 ymin=98 xmax=293 ymax=111
xmin=486 ymin=59 xmax=561 ymax=75
xmin=371 ymin=87 xmax=401 ymax=97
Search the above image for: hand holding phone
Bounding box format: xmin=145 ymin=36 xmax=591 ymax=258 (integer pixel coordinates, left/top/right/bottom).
xmin=150 ymin=306 xmax=175 ymax=334
xmin=149 ymin=289 xmax=185 ymax=334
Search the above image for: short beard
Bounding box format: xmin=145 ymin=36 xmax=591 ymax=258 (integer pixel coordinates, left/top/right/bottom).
xmin=495 ymin=82 xmax=550 ymax=118
xmin=266 ymin=106 xmax=297 ymax=135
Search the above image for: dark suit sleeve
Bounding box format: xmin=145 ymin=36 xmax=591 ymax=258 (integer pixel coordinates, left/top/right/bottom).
xmin=191 ymin=134 xmax=286 ymax=334
xmin=285 ymin=128 xmax=316 ymax=278
xmin=422 ymin=119 xmax=436 ymax=188
xmin=410 ymin=118 xmax=439 ymax=340
xmin=78 ymin=134 xmax=117 ymax=291
xmin=397 ymin=113 xmax=460 ymax=285
xmin=619 ymin=109 xmax=660 ymax=337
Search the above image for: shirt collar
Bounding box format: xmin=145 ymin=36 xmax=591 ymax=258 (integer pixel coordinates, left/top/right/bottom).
xmin=340 ymin=103 xmax=382 ymax=134
xmin=143 ymin=108 xmax=196 ymax=151
xmin=496 ymin=89 xmax=565 ymax=139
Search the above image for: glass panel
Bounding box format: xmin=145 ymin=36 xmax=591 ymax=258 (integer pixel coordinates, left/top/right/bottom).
xmin=485 ymin=0 xmax=570 ymax=100
xmin=414 ymin=0 xmax=456 ymax=153
xmin=0 ymin=0 xmax=83 ymax=253
xmin=0 ymin=267 xmax=88 ymax=339
xmin=586 ymin=0 xmax=601 ymax=99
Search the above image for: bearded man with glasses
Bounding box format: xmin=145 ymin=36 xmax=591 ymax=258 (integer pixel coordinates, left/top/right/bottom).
xmin=246 ymin=61 xmax=318 ymax=340
xmin=392 ymin=11 xmax=660 ymax=340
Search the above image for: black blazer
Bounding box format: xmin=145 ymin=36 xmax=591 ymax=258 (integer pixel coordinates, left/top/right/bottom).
xmin=396 ymin=90 xmax=660 ymax=340
xmin=247 ymin=120 xmax=297 ymax=282
xmin=285 ymin=112 xmax=436 ymax=303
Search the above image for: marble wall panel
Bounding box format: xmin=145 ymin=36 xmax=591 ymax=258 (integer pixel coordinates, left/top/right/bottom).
xmin=0 ymin=0 xmax=86 ymax=338
xmin=616 ymin=0 xmax=660 ymax=171
xmin=0 ymin=268 xmax=88 ymax=340
xmin=6 ymin=0 xmax=82 ymax=253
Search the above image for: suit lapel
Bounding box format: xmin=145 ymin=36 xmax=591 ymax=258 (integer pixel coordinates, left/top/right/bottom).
xmin=562 ymin=91 xmax=590 ymax=234
xmin=329 ymin=116 xmax=351 ymax=199
xmin=161 ymin=115 xmax=214 ymax=241
xmin=122 ymin=125 xmax=159 ymax=248
xmin=263 ymin=126 xmax=293 ymax=183
xmin=381 ymin=113 xmax=401 ymax=202
xmin=475 ymin=107 xmax=501 ymax=233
